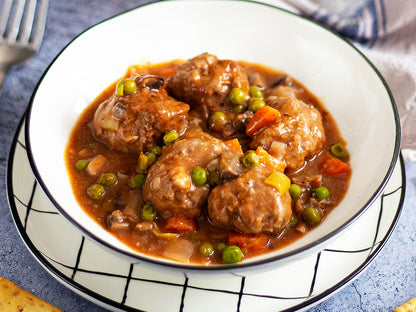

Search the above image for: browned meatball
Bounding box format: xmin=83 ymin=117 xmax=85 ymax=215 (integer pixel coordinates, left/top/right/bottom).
xmin=250 ymin=97 xmax=325 ymax=170
xmin=167 ymin=53 xmax=249 ymax=115
xmin=143 ymin=132 xmax=242 ymax=218
xmin=207 ymin=165 xmax=292 ymax=235
xmin=166 ymin=53 xmax=251 ymax=138
xmin=94 ymin=75 xmax=190 ymax=154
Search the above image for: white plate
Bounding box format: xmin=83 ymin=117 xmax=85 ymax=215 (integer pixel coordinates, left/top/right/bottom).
xmin=8 ymin=118 xmax=405 ymax=312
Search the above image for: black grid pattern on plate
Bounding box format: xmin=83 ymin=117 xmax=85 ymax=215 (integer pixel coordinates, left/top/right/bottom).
xmin=8 ymin=123 xmax=405 ymax=312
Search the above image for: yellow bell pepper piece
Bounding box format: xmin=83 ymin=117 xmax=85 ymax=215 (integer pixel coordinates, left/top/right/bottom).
xmin=136 ymin=152 xmax=149 ymax=173
xmin=264 ymin=171 xmax=291 ymax=194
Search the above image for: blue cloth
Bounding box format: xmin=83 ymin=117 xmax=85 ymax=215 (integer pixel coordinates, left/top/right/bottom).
xmin=285 ymin=0 xmax=387 ymax=44
xmin=284 ymin=0 xmax=416 ymax=161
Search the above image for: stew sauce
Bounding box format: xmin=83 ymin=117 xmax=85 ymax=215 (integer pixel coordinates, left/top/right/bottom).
xmin=65 ymin=53 xmax=351 ymax=265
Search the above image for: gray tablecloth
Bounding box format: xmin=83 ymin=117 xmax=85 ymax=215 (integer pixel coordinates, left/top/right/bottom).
xmin=1 ymin=1 xmax=415 ymax=311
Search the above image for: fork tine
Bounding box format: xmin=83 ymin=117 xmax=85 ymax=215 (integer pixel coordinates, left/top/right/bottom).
xmin=7 ymin=0 xmax=27 ymax=42
xmin=18 ymin=0 xmax=37 ymax=44
xmin=31 ymin=0 xmax=49 ymax=49
xmin=0 ymin=0 xmax=13 ymax=37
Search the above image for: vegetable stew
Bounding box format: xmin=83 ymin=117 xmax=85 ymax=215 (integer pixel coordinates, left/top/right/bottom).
xmin=65 ymin=53 xmax=351 ymax=265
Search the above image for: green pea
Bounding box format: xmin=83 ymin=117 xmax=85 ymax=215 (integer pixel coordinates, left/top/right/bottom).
xmin=231 ymin=104 xmax=246 ymax=114
xmin=163 ymin=130 xmax=179 ymax=146
xmin=87 ymin=183 xmax=105 ymax=200
xmin=249 ymin=86 xmax=263 ymax=98
xmin=150 ymin=145 xmax=162 ymax=156
xmin=208 ymin=111 xmax=227 ymax=131
xmin=99 ymin=172 xmax=118 ymax=186
xmin=289 ymin=184 xmax=302 ymax=199
xmin=228 ymin=88 xmax=246 ymax=105
xmin=116 ymin=78 xmax=137 ymax=96
xmin=116 ymin=80 xmax=124 ymax=96
xmin=142 ymin=203 xmax=157 ymax=221
xmin=303 ymin=207 xmax=322 ymax=226
xmin=330 ymin=143 xmax=349 ymax=159
xmin=146 ymin=152 xmax=157 ymax=167
xmin=199 ymin=242 xmax=214 ymax=257
xmin=242 ymin=150 xmax=259 ymax=169
xmin=75 ymin=159 xmax=88 ymax=170
xmin=290 ymin=215 xmax=299 ymax=226
xmin=222 ymin=245 xmax=243 ymax=264
xmin=129 ymin=173 xmax=145 ymax=188
xmin=208 ymin=169 xmax=221 ymax=186
xmin=191 ymin=167 xmax=207 ymax=186
xmin=313 ymin=186 xmax=330 ymax=201
xmin=216 ymin=242 xmax=227 ymax=252
xmin=124 ymin=79 xmax=137 ymax=94
xmin=248 ymin=98 xmax=266 ymax=112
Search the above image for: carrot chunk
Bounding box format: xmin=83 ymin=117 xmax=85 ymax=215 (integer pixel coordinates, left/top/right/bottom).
xmin=255 ymin=146 xmax=285 ymax=172
xmin=228 ymin=232 xmax=270 ymax=252
xmin=322 ymin=157 xmax=351 ymax=175
xmin=224 ymin=138 xmax=243 ymax=154
xmin=246 ymin=106 xmax=281 ymax=137
xmin=163 ymin=216 xmax=198 ymax=233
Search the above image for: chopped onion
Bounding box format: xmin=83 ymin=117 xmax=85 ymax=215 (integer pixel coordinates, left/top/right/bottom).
xmin=85 ymin=154 xmax=107 ymax=176
xmin=100 ymin=118 xmax=119 ymax=131
xmin=162 ymin=238 xmax=194 ymax=263
xmin=152 ymin=230 xmax=178 ymax=239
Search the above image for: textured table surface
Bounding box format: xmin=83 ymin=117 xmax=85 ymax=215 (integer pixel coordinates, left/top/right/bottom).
xmin=0 ymin=1 xmax=415 ymax=311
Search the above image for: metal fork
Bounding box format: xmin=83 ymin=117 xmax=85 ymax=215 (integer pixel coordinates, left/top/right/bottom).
xmin=0 ymin=0 xmax=49 ymax=92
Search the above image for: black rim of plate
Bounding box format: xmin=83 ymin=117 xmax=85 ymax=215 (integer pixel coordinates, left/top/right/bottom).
xmin=8 ymin=115 xmax=406 ymax=311
xmin=23 ymin=0 xmax=402 ymax=272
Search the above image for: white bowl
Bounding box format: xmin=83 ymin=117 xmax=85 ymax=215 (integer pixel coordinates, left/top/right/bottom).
xmin=25 ymin=0 xmax=400 ymax=275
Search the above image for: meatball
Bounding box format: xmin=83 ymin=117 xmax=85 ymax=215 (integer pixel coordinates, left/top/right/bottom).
xmin=166 ymin=52 xmax=251 ymax=138
xmin=208 ymin=165 xmax=292 ymax=235
xmin=143 ymin=132 xmax=243 ymax=218
xmin=167 ymin=53 xmax=250 ymax=115
xmin=94 ymin=75 xmax=190 ymax=154
xmin=250 ymin=97 xmax=325 ymax=170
